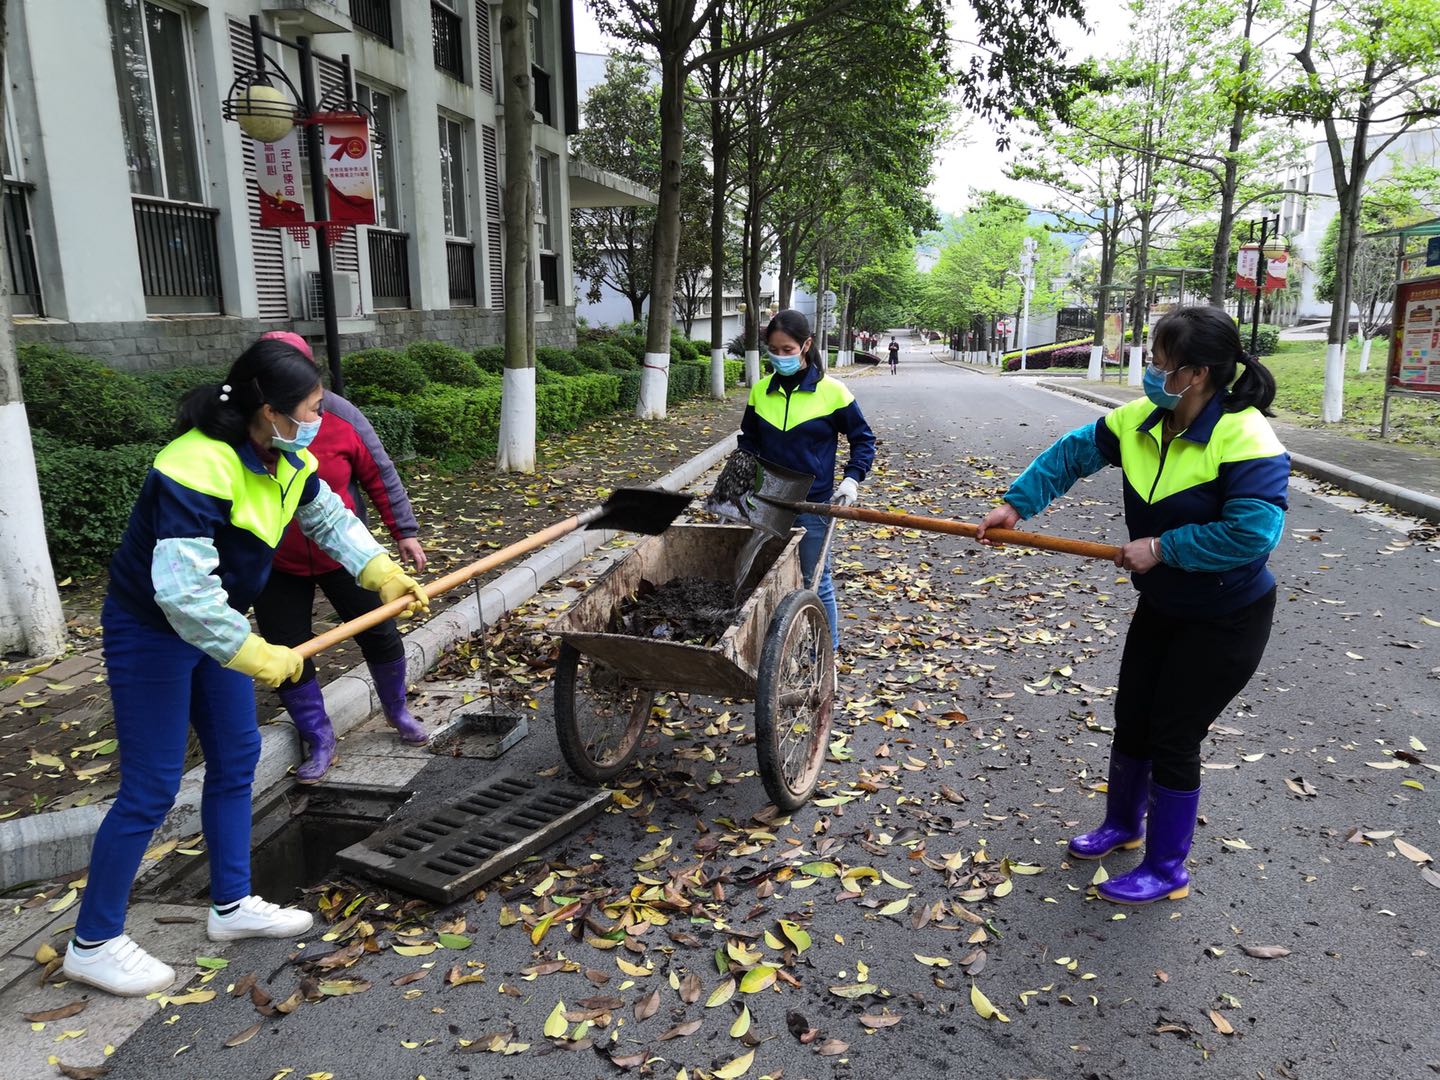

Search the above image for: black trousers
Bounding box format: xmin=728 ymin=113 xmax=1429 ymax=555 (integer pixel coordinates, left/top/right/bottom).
xmin=1112 ymin=588 xmax=1276 ymax=789
xmin=252 ymin=567 xmax=403 ymax=685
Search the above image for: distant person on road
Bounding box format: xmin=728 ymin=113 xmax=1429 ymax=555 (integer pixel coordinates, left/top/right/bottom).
xmin=251 ymin=332 xmax=429 ymax=786
xmin=977 ymin=306 xmax=1289 ymax=906
xmin=737 ymin=308 xmax=876 ymax=649
xmin=887 ymin=338 xmax=900 ymax=373
xmin=64 ymin=339 xmax=429 ymax=997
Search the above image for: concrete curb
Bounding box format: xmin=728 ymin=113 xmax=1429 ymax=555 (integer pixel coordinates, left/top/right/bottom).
xmin=0 ymin=430 xmax=739 ymax=890
xmin=1037 ymin=381 xmax=1440 ymax=525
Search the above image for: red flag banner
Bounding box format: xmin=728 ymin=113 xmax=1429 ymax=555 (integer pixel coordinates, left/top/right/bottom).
xmin=320 ymin=114 xmax=376 ymax=228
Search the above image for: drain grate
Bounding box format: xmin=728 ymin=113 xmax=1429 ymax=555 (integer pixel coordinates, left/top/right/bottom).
xmin=335 ymin=773 xmax=608 ymax=903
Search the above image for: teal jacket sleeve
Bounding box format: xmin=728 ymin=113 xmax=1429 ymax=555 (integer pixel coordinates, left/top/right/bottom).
xmin=1002 ymin=422 xmax=1113 ymax=519
xmin=1160 ymin=497 xmax=1285 ymax=572
xmin=151 ymin=538 xmax=253 ymax=663
xmin=295 ymin=478 xmax=385 ymax=577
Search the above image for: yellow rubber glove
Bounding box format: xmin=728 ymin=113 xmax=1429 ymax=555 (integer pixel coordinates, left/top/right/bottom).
xmin=358 ymin=553 xmax=430 ymax=618
xmin=225 ymin=634 xmax=304 ymax=688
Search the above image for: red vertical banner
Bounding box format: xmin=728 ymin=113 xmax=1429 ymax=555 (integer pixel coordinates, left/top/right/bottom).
xmin=256 ymin=131 xmax=307 ymax=228
xmin=1235 ymin=245 xmax=1260 ymax=294
xmin=321 ymin=114 xmax=376 ymax=227
xmin=1390 ymin=279 xmax=1440 ymax=394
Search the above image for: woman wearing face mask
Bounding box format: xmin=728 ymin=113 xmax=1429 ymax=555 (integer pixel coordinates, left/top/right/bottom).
xmin=976 ymin=306 xmax=1288 ymax=905
xmin=251 ymin=332 xmax=428 ymax=784
xmin=736 ymin=308 xmax=876 ymax=649
xmin=64 ymin=338 xmax=428 ymax=997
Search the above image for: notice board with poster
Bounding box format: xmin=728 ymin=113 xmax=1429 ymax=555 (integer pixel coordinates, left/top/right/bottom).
xmin=1390 ymin=278 xmax=1440 ymax=395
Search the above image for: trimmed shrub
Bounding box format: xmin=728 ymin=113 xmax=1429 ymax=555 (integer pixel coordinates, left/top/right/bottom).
xmin=134 ymin=365 xmax=230 ymax=423
xmin=344 ymin=348 xmax=428 ymax=395
xmin=407 ymin=385 xmax=503 ymax=458
xmin=472 ymin=345 xmax=506 ymax=374
xmin=600 ymin=343 xmax=638 ymax=371
xmin=360 ymin=404 xmax=417 ymax=460
xmin=537 ymin=373 xmax=621 ymax=435
xmin=618 ymin=369 xmax=643 ymax=411
xmin=536 ymin=347 xmax=583 ymax=375
xmin=725 ymin=360 xmax=744 ymax=389
xmin=1003 ymin=344 xmax=1094 ymax=372
xmin=618 ymin=335 xmax=647 ymax=362
xmin=1251 ymin=325 xmax=1281 ymax=356
xmin=533 ymin=364 xmax=560 ymax=386
xmin=670 ymin=331 xmax=700 ymax=364
xmin=573 ymin=345 xmax=613 ymax=373
xmin=18 ymin=344 xmax=165 ymax=448
xmin=691 ymin=338 xmax=715 ymax=359
xmin=406 ymin=341 xmax=485 ymax=386
xmin=666 ymin=362 xmax=707 ymax=404
xmin=31 ymin=431 xmax=163 ymax=575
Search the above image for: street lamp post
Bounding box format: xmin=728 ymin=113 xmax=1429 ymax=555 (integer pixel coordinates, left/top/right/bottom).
xmin=224 ymin=15 xmax=365 ymax=394
xmin=1245 ymin=210 xmax=1282 ymax=355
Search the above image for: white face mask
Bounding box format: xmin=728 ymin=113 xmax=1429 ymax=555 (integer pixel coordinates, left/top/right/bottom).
xmin=272 ymin=412 xmax=321 ymax=452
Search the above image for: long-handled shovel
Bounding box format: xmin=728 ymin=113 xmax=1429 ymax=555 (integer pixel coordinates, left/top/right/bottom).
xmin=706 ymin=452 xmax=1120 ymax=563
xmin=296 ymin=487 xmax=693 ymax=659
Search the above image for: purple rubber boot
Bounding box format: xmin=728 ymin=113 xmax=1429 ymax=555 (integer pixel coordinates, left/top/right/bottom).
xmin=1068 ymin=750 xmax=1150 ymax=859
xmin=1097 ymin=782 xmax=1201 ymax=905
xmin=369 ymin=658 xmax=428 ymax=745
xmin=279 ymin=678 xmax=335 ymax=784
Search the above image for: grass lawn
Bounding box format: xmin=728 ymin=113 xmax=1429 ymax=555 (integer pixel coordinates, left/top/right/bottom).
xmin=1266 ymin=339 xmax=1440 ymax=452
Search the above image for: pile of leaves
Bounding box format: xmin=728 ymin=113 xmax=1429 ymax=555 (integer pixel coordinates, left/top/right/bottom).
xmin=609 ymin=577 xmax=743 ymax=646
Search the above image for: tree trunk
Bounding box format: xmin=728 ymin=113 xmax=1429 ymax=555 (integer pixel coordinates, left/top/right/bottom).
xmin=1209 ymin=2 xmax=1254 ymax=306
xmin=777 ymin=226 xmax=797 ymax=309
xmin=496 ymin=0 xmax=536 ymax=472
xmin=637 ymin=46 xmax=687 ymax=419
xmin=1323 ymin=179 xmax=1361 ymax=422
xmin=708 ymin=14 xmax=728 ymax=399
xmin=629 ymin=293 xmax=644 ymax=322
xmin=837 ymin=281 xmax=852 ymax=367
xmin=814 ymin=241 xmax=828 ymax=362
xmin=0 ymin=0 xmax=66 ymax=657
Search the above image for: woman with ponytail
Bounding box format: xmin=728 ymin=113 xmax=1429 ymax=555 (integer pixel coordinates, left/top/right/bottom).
xmin=977 ymin=305 xmax=1289 ymax=905
xmin=65 ymin=338 xmax=428 ymax=997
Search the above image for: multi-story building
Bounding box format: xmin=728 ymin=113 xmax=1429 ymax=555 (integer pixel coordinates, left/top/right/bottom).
xmin=3 ymin=0 xmax=647 ymax=370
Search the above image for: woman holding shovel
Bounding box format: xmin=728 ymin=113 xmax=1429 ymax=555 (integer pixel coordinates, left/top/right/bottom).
xmin=977 ymin=305 xmax=1288 ymax=905
xmin=251 ymin=332 xmax=429 ymax=784
xmin=64 ymin=338 xmax=428 ymax=996
xmin=737 ymin=308 xmax=876 ymax=648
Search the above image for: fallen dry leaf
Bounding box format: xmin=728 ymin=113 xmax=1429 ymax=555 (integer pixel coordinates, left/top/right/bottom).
xmin=1394 ymin=838 xmax=1432 ymax=864
xmin=224 ymin=1022 xmax=262 ymax=1048
xmin=23 ymin=1000 xmax=88 ymax=1023
xmin=1209 ymin=1009 xmax=1235 ymax=1035
xmin=1240 ymin=944 xmax=1291 ymax=959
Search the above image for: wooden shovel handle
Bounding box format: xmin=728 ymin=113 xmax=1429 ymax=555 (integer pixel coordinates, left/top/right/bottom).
xmin=797 ymin=503 xmax=1122 ymax=561
xmin=295 ymin=515 xmax=583 ymax=660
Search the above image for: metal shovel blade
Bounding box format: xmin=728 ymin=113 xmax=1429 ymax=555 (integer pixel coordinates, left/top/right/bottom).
xmin=586 ymin=488 xmax=694 ymax=535
xmin=704 ymin=452 xmax=813 ymax=539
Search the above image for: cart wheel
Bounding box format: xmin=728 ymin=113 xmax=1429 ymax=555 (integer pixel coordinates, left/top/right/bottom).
xmin=554 ymin=643 xmax=654 ymax=783
xmin=755 ymin=590 xmax=835 ymax=811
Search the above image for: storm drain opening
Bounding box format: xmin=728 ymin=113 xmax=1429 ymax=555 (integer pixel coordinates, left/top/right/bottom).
xmin=428 ymin=710 xmax=529 ymax=760
xmin=336 ymin=772 xmax=608 ymax=903
xmin=136 ymin=785 xmax=414 ymax=905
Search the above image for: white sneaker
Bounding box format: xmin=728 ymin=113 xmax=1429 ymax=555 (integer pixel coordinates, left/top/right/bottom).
xmin=207 ymin=895 xmax=314 ymax=941
xmin=63 ymin=935 xmax=176 ymax=997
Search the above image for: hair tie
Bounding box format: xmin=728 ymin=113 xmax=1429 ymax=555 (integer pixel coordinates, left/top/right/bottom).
xmin=218 ymin=383 xmax=232 ymax=402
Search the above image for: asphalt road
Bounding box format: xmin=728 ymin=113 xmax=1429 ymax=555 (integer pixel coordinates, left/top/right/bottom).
xmin=104 ymin=354 xmax=1440 ymax=1080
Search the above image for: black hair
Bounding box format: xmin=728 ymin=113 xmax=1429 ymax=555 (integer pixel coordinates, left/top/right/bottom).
xmin=1150 ymin=305 xmax=1277 ymax=416
xmin=177 ymin=338 xmax=322 ymax=445
xmin=763 ymin=308 xmax=823 ymax=370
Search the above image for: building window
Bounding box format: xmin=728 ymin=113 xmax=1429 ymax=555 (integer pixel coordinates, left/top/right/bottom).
xmin=438 ymin=115 xmax=469 ymax=239
xmin=535 ymin=151 xmax=558 ymax=305
xmin=106 ymin=0 xmax=204 ymax=203
xmin=432 ymin=1 xmax=465 ymax=80
xmin=529 ymin=6 xmax=553 ymax=126
xmin=357 ymin=83 xmax=399 ymax=231
xmin=350 ymin=0 xmax=394 ymax=46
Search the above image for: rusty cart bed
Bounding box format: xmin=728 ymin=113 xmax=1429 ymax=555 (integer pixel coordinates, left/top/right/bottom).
xmin=549 ymin=523 xmax=835 ymax=811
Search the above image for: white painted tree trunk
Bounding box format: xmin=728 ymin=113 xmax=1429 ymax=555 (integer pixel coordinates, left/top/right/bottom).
xmin=0 ymin=403 xmax=66 ymax=657
xmin=1358 ymin=337 xmax=1372 ymax=374
xmin=710 ymin=348 xmax=726 ymax=398
xmin=496 ymin=366 xmax=536 ymax=473
xmin=1088 ymin=345 xmax=1103 ymax=380
xmin=1127 ymin=345 xmax=1144 ymax=386
xmin=744 ymin=349 xmax=760 ymax=386
xmin=637 ymin=352 xmax=670 ymax=419
xmin=1322 ymin=343 xmax=1345 ymax=422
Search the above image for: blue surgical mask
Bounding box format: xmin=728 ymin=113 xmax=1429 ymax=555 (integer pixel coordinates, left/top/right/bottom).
xmin=1143 ymin=363 xmax=1187 ymax=410
xmin=768 ymin=352 xmax=803 ymax=376
xmin=273 ymin=414 xmax=321 ymax=452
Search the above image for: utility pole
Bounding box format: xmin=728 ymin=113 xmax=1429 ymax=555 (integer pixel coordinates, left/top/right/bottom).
xmin=1018 ymin=236 xmax=1036 ymax=372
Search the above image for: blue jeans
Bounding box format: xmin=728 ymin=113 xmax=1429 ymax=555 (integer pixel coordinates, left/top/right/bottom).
xmin=75 ymin=602 xmax=261 ymax=941
xmin=797 ymin=513 xmax=840 ymax=649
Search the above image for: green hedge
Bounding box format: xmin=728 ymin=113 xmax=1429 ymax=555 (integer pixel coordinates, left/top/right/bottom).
xmin=1251 ymin=325 xmax=1281 ymax=356
xmin=361 ymin=405 xmax=417 ymax=460
xmin=536 ymin=347 xmax=583 ymax=376
xmin=406 ymin=341 xmax=485 ymax=386
xmin=31 ymin=432 xmax=162 ymax=576
xmin=472 ymin=345 xmax=505 ymax=375
xmin=618 ymin=370 xmax=643 ymax=410
xmin=19 ymin=345 xmax=166 ymax=448
xmin=573 ymin=345 xmax=613 ymax=373
xmin=670 ymin=331 xmax=700 ymax=364
xmin=538 ymin=373 xmax=621 ymax=434
xmin=345 ymin=348 xmax=428 ymax=395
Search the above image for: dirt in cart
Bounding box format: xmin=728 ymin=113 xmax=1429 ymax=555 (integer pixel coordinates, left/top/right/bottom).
xmin=610 ymin=577 xmax=749 ymax=646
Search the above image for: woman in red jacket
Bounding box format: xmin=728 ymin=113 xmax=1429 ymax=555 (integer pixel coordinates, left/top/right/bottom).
xmin=252 ymin=332 xmax=428 ymax=783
